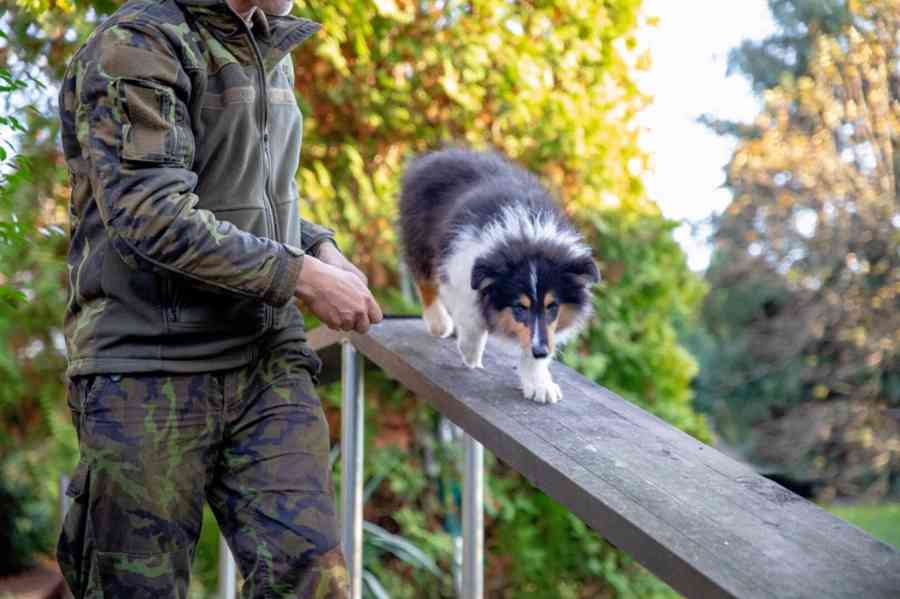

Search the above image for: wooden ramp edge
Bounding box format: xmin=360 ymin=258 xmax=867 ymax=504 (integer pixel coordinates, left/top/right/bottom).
xmin=308 ymin=319 xmax=900 ymax=599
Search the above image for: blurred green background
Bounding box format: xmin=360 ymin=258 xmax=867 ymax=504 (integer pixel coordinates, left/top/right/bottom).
xmin=1 ymin=0 xmax=897 ymax=597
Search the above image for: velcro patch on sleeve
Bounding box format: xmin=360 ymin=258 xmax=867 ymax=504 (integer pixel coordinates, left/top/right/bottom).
xmin=101 ymin=43 xmax=181 ymax=87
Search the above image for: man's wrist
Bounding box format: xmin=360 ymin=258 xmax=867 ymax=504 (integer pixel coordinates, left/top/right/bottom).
xmin=310 ymin=238 xmax=338 ymax=258
xmin=293 ymin=253 xmax=328 ymax=305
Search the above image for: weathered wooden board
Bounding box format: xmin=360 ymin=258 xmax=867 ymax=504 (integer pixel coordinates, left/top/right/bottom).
xmin=309 ymin=319 xmax=900 ymax=599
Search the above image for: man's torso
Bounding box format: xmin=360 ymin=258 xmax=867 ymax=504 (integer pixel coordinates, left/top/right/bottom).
xmin=60 ymin=0 xmax=320 ymax=377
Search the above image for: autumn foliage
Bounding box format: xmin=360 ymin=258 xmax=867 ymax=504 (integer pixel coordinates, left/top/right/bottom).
xmin=699 ymin=0 xmax=899 ymax=500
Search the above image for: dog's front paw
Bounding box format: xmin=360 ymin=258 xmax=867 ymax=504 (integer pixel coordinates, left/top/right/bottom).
xmin=522 ymin=378 xmax=562 ymax=404
xmin=457 ymin=335 xmax=486 ymax=369
xmin=423 ymin=302 xmax=454 ymax=338
xmin=519 ymin=360 xmax=562 ymax=404
xmin=460 ymin=353 xmax=484 ymax=370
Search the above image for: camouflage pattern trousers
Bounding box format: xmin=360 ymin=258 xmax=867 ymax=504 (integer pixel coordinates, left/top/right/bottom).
xmin=57 ymin=341 xmax=349 ymax=598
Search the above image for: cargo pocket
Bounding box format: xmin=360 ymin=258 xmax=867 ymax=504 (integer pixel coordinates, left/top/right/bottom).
xmin=65 ymin=375 xmax=100 ymax=444
xmin=288 ymin=343 xmax=323 ymax=385
xmin=86 ymin=549 xmax=192 ymax=599
xmin=57 ymin=460 xmax=91 ymax=599
xmin=60 ymin=459 xmax=192 ymax=598
xmin=115 ymin=77 xmax=194 ymax=168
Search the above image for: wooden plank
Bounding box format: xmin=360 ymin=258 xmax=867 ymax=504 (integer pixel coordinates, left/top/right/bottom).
xmin=309 ymin=319 xmax=900 ymax=599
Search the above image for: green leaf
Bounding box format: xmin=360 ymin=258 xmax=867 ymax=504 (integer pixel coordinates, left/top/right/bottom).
xmin=6 ymin=117 xmax=24 ymax=133
xmin=362 ymin=571 xmax=391 ymax=599
xmin=363 ymin=521 xmax=441 ymax=576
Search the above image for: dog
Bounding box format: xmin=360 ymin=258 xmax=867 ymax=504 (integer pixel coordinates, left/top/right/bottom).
xmin=399 ymin=148 xmax=598 ymax=404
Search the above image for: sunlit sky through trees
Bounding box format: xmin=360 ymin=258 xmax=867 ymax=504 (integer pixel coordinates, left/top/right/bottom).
xmin=638 ymin=0 xmax=777 ymax=271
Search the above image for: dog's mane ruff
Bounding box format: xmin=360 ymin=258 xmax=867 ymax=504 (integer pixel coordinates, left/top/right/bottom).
xmin=444 ymin=205 xmax=591 ymax=269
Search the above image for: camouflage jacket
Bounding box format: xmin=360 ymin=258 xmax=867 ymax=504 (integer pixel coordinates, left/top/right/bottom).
xmin=59 ymin=0 xmax=333 ymax=378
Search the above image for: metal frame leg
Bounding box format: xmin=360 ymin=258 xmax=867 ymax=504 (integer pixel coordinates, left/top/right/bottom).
xmin=218 ymin=534 xmax=236 ymax=599
xmin=341 ymin=341 xmax=365 ymax=599
xmin=399 ymin=258 xmax=415 ymax=305
xmin=59 ymin=475 xmax=71 ymax=519
xmin=462 ymin=433 xmax=484 ymax=599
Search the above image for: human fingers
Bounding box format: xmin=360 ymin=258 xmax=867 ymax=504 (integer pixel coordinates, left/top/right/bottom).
xmin=366 ymin=294 xmax=383 ymax=324
xmin=322 ymin=306 xmax=346 ymax=332
xmin=353 ymin=309 xmax=370 ymax=334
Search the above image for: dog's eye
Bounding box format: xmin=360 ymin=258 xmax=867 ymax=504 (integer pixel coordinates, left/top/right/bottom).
xmin=512 ymin=303 xmax=528 ymax=317
xmin=546 ymin=302 xmax=559 ymax=319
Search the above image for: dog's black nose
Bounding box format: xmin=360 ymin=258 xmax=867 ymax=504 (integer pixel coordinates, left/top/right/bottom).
xmin=532 ymin=346 xmax=549 ymax=359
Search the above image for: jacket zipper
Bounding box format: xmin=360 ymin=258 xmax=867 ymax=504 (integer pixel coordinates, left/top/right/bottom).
xmin=238 ymin=17 xmax=279 ymax=331
xmin=166 ymin=276 xmax=179 ymax=323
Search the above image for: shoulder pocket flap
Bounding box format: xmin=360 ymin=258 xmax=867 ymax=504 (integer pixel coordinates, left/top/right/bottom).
xmin=115 ymin=78 xmax=193 ymax=168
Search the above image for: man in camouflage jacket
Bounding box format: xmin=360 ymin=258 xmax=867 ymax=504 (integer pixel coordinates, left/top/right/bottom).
xmin=57 ymin=0 xmax=382 ymax=596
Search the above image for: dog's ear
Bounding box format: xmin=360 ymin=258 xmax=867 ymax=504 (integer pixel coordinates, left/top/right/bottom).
xmin=563 ymin=255 xmax=600 ymax=286
xmin=471 ymin=257 xmax=498 ymax=291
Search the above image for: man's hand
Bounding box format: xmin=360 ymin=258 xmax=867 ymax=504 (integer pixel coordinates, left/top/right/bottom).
xmin=315 ymin=242 xmax=368 ymax=286
xmin=294 ymin=254 xmax=383 ymax=334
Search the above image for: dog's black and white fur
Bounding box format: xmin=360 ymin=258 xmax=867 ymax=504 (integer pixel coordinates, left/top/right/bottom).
xmin=399 ymin=148 xmax=598 ymax=403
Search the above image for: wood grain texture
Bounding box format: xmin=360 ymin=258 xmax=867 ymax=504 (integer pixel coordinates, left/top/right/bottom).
xmin=309 ymin=319 xmax=900 ymax=599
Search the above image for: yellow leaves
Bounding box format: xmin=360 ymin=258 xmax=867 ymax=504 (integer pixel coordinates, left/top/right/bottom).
xmin=439 ymin=59 xmax=483 ymax=111
xmin=813 ymin=385 xmax=830 ymax=400
xmin=634 ymin=49 xmax=652 ymax=72
xmin=517 ymin=57 xmax=545 ymax=90
xmin=15 ymin=0 xmax=72 ymax=14
xmin=316 ymin=37 xmax=349 ymax=76
xmin=372 ymin=0 xmax=413 ymax=23
xmin=482 ymin=32 xmax=501 ymax=53
xmin=291 ymin=0 xmax=660 ymax=286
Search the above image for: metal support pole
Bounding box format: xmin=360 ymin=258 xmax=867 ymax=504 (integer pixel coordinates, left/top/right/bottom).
xmin=218 ymin=534 xmax=236 ymax=599
xmin=341 ymin=341 xmax=365 ymax=599
xmin=462 ymin=433 xmax=484 ymax=599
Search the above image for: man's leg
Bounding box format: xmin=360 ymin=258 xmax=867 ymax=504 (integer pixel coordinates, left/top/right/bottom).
xmin=207 ymin=345 xmax=348 ymax=599
xmin=57 ymin=373 xmax=221 ymax=599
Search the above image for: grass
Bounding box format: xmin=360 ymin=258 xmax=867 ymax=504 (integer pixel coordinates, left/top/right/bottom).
xmin=826 ymin=503 xmax=900 ymax=550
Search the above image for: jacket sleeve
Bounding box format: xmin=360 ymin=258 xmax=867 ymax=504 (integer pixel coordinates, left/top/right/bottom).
xmin=75 ymin=22 xmax=302 ymax=308
xmin=300 ymin=217 xmax=337 ymax=255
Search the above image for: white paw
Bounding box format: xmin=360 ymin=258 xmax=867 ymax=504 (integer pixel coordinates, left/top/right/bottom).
xmin=519 ymin=358 xmax=562 ymax=404
xmin=522 ymin=378 xmax=562 ymax=404
xmin=457 ymin=329 xmax=487 ymax=369
xmin=458 ymin=339 xmax=485 ymax=369
xmin=423 ymin=302 xmax=454 ymax=338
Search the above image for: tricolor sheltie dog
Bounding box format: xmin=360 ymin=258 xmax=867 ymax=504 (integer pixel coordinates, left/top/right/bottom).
xmin=399 ymin=149 xmax=599 ymax=404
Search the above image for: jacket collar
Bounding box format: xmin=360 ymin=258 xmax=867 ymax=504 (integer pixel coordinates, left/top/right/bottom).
xmin=176 ymin=0 xmax=320 ymax=66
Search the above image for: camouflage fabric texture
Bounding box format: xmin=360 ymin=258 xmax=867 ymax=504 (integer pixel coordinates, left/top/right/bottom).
xmin=58 ymin=339 xmax=349 ymax=598
xmin=59 ymin=0 xmax=336 ymax=378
